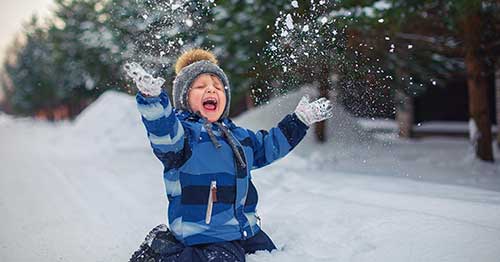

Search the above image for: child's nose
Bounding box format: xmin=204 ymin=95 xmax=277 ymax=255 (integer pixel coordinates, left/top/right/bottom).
xmin=206 ymin=85 xmax=216 ymax=93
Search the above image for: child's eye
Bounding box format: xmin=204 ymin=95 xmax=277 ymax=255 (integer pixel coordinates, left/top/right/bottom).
xmin=214 ymin=82 xmax=223 ymax=89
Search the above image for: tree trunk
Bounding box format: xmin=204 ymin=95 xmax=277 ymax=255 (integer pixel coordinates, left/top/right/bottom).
xmin=395 ymin=89 xmax=414 ymax=138
xmin=463 ymin=14 xmax=494 ymax=161
xmin=314 ymin=63 xmax=330 ymax=143
xmin=495 ymin=62 xmax=500 ymax=148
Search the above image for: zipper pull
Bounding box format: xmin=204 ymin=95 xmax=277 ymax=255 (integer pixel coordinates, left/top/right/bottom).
xmin=205 ymin=180 xmax=217 ymax=224
xmin=211 ymin=181 xmax=217 ymax=203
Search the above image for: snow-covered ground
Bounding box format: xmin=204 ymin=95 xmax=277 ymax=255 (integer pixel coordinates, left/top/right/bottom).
xmin=1 ymin=88 xmax=499 ymax=262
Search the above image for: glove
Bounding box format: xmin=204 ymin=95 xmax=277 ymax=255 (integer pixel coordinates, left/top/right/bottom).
xmin=124 ymin=62 xmax=165 ymax=97
xmin=294 ymin=95 xmax=334 ymax=126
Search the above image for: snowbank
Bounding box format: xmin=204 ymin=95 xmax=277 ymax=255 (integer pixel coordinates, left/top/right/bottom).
xmin=69 ymin=90 xmax=149 ymax=154
xmin=0 ymin=112 xmax=12 ymax=126
xmin=235 ymin=86 xmax=370 ymax=146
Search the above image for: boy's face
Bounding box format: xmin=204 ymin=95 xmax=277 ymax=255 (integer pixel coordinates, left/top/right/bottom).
xmin=188 ymin=73 xmax=227 ymax=122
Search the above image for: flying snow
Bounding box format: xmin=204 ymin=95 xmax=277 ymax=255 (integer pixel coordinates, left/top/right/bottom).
xmin=285 ymin=14 xmax=294 ymax=30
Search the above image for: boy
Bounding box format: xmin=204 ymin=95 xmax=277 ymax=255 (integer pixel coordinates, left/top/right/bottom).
xmin=126 ymin=49 xmax=333 ymax=261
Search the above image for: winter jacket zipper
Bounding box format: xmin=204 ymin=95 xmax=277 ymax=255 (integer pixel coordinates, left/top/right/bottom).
xmin=224 ymin=130 xmax=256 ymax=237
xmin=205 ymin=180 xmax=217 ymax=224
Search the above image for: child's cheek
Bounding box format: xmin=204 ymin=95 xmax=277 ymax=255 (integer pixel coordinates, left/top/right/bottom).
xmin=188 ymin=90 xmax=202 ymax=112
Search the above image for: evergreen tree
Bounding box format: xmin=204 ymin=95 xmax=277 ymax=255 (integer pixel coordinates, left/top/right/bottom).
xmin=205 ymin=0 xmax=289 ymax=110
xmin=49 ymin=0 xmax=115 ymax=111
xmin=261 ymin=0 xmax=355 ymax=141
xmin=2 ymin=17 xmax=64 ymax=116
xmin=105 ymin=0 xmax=214 ymax=93
xmin=342 ymin=0 xmax=500 ymax=161
xmin=2 ymin=0 xmax=215 ymax=117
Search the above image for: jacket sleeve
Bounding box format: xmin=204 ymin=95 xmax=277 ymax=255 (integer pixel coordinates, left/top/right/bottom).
xmin=136 ymin=90 xmax=189 ymax=168
xmin=247 ymin=113 xmax=309 ymax=169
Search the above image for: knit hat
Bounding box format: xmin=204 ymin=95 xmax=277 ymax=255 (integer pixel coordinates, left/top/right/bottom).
xmin=172 ymin=49 xmax=231 ymax=118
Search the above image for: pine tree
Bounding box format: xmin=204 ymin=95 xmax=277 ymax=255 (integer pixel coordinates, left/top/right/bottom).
xmin=203 ymin=0 xmax=289 ymax=115
xmin=2 ymin=17 xmax=64 ymax=117
xmin=339 ymin=0 xmax=500 ymax=161
xmin=2 ymin=0 xmax=215 ymax=117
xmin=203 ymin=0 xmax=357 ymax=143
xmin=104 ymin=0 xmax=214 ymax=92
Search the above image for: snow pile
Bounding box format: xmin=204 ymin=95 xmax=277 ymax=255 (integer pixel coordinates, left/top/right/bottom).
xmin=1 ymin=89 xmax=500 ymax=262
xmin=357 ymin=118 xmax=397 ymax=132
xmin=70 ymin=90 xmax=149 ymax=154
xmin=0 ymin=112 xmax=12 ymax=126
xmin=235 ymin=86 xmax=370 ymax=147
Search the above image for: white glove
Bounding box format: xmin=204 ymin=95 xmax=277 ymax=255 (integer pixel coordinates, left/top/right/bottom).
xmin=294 ymin=95 xmax=334 ymax=126
xmin=123 ymin=62 xmax=165 ymax=97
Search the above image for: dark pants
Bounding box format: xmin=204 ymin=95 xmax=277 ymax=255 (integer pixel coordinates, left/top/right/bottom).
xmin=129 ymin=225 xmax=276 ymax=262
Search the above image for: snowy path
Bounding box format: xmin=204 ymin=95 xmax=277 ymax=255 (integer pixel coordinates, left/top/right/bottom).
xmin=1 ymin=91 xmax=500 ymax=262
xmin=0 ymin=120 xmax=166 ymax=261
xmin=250 ymin=157 xmax=500 ymax=262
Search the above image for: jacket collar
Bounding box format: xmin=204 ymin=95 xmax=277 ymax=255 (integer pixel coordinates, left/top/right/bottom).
xmin=176 ymin=110 xmax=236 ymax=129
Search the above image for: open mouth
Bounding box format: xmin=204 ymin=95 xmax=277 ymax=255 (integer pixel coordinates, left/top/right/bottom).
xmin=202 ymin=97 xmax=218 ymax=111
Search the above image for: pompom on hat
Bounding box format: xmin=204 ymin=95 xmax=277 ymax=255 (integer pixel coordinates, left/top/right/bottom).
xmin=172 ymin=49 xmax=231 ymax=118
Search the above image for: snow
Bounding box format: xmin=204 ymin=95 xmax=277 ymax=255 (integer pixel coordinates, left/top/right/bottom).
xmin=285 ymin=14 xmax=294 ymax=30
xmin=357 ymin=118 xmax=397 ymax=131
xmin=0 ymin=112 xmax=13 ymax=126
xmin=1 ymin=87 xmax=500 ymax=262
xmin=185 ymin=18 xmax=193 ymax=27
xmin=374 ymin=0 xmax=392 ymax=10
xmin=358 ymin=118 xmax=498 ymax=134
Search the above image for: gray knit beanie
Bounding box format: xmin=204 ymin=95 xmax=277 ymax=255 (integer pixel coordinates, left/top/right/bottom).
xmin=172 ymin=60 xmax=231 ymax=118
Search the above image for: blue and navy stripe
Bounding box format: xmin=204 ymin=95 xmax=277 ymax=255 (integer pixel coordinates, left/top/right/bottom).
xmin=136 ymin=91 xmax=308 ymax=246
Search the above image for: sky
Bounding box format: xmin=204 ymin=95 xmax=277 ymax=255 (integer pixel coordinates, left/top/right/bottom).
xmin=0 ymin=0 xmax=54 ymax=100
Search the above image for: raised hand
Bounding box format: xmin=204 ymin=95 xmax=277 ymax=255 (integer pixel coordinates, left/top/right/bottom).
xmin=124 ymin=62 xmax=165 ymax=97
xmin=294 ymin=95 xmax=334 ymax=126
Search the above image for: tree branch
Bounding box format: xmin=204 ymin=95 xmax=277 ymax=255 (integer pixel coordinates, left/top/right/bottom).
xmin=395 ymin=32 xmax=464 ymax=57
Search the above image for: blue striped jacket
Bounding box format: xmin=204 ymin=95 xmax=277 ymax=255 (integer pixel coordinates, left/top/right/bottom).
xmin=136 ymin=90 xmax=308 ymax=246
